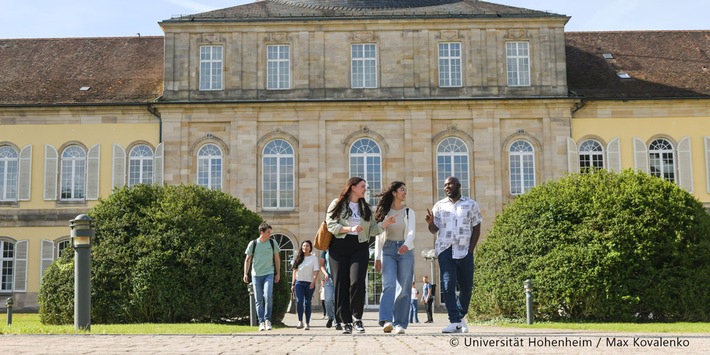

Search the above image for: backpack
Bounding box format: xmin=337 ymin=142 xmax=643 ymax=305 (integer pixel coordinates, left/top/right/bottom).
xmin=430 ymin=284 xmax=437 ymax=300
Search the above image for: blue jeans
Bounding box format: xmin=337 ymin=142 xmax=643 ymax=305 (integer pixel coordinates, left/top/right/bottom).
xmin=323 ymin=278 xmax=336 ymax=321
xmin=438 ymin=246 xmax=474 ymax=324
xmin=409 ymin=298 xmax=419 ymax=323
xmin=252 ymin=273 xmax=274 ymax=323
xmin=378 ymin=240 xmax=414 ymax=328
xmin=295 ymin=280 xmax=315 ymax=323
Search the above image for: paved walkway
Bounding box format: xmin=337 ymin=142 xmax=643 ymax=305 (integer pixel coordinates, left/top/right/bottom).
xmin=2 ymin=311 xmax=709 ymax=354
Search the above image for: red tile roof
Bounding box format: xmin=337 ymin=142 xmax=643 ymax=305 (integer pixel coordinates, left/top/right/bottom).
xmin=0 ymin=36 xmax=164 ymax=105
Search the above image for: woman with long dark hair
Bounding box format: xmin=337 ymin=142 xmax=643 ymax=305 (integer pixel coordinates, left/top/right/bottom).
xmin=326 ymin=177 xmax=396 ymax=334
xmin=373 ymin=181 xmax=416 ymax=334
xmin=291 ymin=240 xmax=319 ymax=330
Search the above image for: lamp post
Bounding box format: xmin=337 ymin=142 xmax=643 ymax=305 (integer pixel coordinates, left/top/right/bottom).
xmin=70 ymin=214 xmax=94 ymax=331
xmin=421 ymin=248 xmax=437 ymax=308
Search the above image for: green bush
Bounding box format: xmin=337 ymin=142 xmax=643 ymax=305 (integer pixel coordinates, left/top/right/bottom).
xmin=38 ymin=251 xmax=74 ymax=325
xmin=39 ymin=184 xmax=289 ymax=324
xmin=470 ymin=169 xmax=710 ymax=322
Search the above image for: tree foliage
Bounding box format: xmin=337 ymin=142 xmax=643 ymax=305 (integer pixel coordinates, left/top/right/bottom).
xmin=39 ymin=184 xmax=289 ymax=324
xmin=470 ymin=170 xmax=710 ymax=322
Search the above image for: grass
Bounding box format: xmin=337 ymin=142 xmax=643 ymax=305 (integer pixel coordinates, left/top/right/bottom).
xmin=476 ymin=319 xmax=710 ymax=333
xmin=0 ymin=313 xmax=258 ymax=334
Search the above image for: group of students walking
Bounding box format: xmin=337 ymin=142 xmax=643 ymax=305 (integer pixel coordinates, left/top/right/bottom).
xmin=244 ymin=175 xmax=482 ymax=334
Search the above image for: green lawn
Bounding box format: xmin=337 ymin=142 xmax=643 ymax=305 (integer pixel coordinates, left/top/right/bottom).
xmin=1 ymin=313 xmax=258 ymax=334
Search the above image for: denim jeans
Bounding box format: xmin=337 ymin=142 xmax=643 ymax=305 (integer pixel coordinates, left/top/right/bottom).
xmin=252 ymin=273 xmax=274 ymax=323
xmin=294 ymin=280 xmax=315 ymax=323
xmin=437 ymin=246 xmax=474 ymax=324
xmin=323 ymin=278 xmax=336 ymax=321
xmin=378 ymin=240 xmax=414 ymax=328
xmin=409 ymin=298 xmax=419 ymax=323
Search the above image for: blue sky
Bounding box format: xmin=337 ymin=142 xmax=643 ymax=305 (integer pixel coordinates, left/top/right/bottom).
xmin=2 ymin=0 xmax=708 ymax=39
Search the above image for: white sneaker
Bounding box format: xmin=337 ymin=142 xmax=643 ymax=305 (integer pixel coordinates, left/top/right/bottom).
xmin=393 ymin=325 xmax=405 ymax=334
xmin=305 ymin=323 xmax=310 ymax=330
xmin=265 ymin=320 xmax=272 ymax=330
xmin=461 ymin=320 xmax=468 ymax=333
xmin=296 ymin=321 xmax=304 ymax=329
xmin=382 ymin=321 xmax=393 ymax=333
xmin=258 ymin=322 xmax=265 ymax=331
xmin=441 ymin=322 xmax=462 ymax=333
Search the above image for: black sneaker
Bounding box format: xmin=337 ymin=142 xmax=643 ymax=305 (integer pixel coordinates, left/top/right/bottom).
xmin=335 ymin=323 xmax=343 ymax=330
xmin=342 ymin=323 xmax=352 ymax=334
xmin=378 ymin=320 xmax=385 ymax=327
xmin=353 ymin=320 xmax=365 ymax=333
xmin=326 ymin=318 xmax=333 ymax=328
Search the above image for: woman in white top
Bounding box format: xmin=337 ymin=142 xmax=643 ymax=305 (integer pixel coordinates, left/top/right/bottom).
xmin=291 ymin=240 xmax=320 ymax=330
xmin=374 ymin=181 xmax=416 ymax=334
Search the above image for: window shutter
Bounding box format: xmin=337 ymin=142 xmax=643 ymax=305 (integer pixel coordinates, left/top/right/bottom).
xmin=14 ymin=240 xmax=28 ymax=292
xmin=154 ymin=142 xmax=164 ymax=185
xmin=87 ymin=144 xmax=100 ymax=200
xmin=606 ymin=138 xmax=621 ymax=173
xmin=43 ymin=144 xmax=58 ymax=200
xmin=677 ymin=137 xmax=693 ymax=192
xmin=40 ymin=239 xmax=55 ymax=281
xmin=567 ymin=137 xmax=579 ymax=174
xmin=18 ymin=144 xmax=32 ymax=201
xmin=705 ymin=137 xmax=710 ymax=193
xmin=633 ymin=138 xmax=648 ymax=173
xmin=113 ymin=144 xmax=126 ymax=189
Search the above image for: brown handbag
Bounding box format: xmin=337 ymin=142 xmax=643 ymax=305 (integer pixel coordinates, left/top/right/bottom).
xmin=313 ymin=220 xmax=334 ymax=250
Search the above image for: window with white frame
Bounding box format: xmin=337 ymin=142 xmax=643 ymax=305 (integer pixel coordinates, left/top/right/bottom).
xmin=579 ymin=139 xmax=605 ymax=171
xmin=438 ymin=42 xmax=462 ymax=87
xmin=0 ymin=240 xmax=14 ymax=291
xmin=509 ymin=140 xmax=535 ymax=195
xmin=267 ymin=45 xmax=290 ymax=90
xmin=128 ymin=145 xmax=154 ymax=187
xmin=349 ymin=138 xmax=382 ymax=206
xmin=351 ymin=44 xmax=377 ymax=89
xmin=199 ymin=46 xmax=223 ymax=90
xmin=60 ymin=145 xmax=86 ymax=200
xmin=56 ymin=239 xmax=70 ymax=259
xmin=262 ymin=139 xmax=295 ymax=210
xmin=649 ymin=138 xmax=675 ymax=183
xmin=0 ymin=145 xmax=19 ymax=201
xmin=436 ymin=137 xmax=470 ymax=200
xmin=197 ymin=144 xmax=222 ymax=190
xmin=506 ymin=42 xmax=531 ymax=86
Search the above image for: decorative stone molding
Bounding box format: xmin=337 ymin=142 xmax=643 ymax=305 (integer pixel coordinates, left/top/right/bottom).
xmin=200 ymin=33 xmax=222 ymax=44
xmin=352 ymin=31 xmax=375 ymax=42
xmin=431 ymin=125 xmax=474 ymax=146
xmin=266 ymin=32 xmax=289 ymax=43
xmin=505 ymin=29 xmax=528 ymax=39
xmin=190 ymin=133 xmax=229 ymax=155
xmin=342 ymin=126 xmax=389 ymax=153
xmin=440 ymin=30 xmax=460 ymax=40
xmin=257 ymin=127 xmax=300 ymax=148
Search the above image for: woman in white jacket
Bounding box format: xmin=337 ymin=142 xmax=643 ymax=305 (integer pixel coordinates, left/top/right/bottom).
xmin=374 ymin=181 xmax=415 ymax=334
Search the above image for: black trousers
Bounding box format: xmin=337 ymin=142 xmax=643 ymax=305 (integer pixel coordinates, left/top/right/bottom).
xmin=425 ymin=298 xmax=434 ymax=321
xmin=329 ymin=235 xmax=369 ymax=324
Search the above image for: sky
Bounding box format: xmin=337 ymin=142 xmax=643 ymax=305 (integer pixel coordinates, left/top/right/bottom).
xmin=2 ymin=0 xmax=708 ymax=39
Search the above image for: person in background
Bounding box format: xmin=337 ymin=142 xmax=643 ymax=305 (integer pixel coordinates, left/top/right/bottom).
xmin=291 ymin=240 xmax=320 ymax=330
xmin=320 ymin=249 xmax=339 ymax=329
xmin=326 ymin=177 xmax=396 ymax=334
xmin=425 ymin=176 xmax=482 ymax=334
xmin=421 ymin=276 xmax=434 ymax=323
xmin=374 ymin=181 xmax=415 ymax=335
xmin=243 ymin=222 xmax=281 ymax=331
xmin=409 ymin=281 xmax=420 ymax=324
xmin=320 ymin=279 xmax=327 ymax=319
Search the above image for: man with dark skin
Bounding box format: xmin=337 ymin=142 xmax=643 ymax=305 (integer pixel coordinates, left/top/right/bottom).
xmin=425 ymin=176 xmax=482 ymax=333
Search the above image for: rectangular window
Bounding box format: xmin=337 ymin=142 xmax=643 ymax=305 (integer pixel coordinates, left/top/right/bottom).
xmin=0 ymin=241 xmax=14 ymax=291
xmin=438 ymin=42 xmax=462 ymax=87
xmin=199 ymin=46 xmax=223 ymax=90
xmin=351 ymin=44 xmax=377 ymax=89
xmin=506 ymin=42 xmax=531 ymax=87
xmin=267 ymin=45 xmax=290 ymax=90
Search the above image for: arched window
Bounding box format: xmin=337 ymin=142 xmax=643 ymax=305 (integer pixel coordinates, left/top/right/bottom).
xmin=197 ymin=144 xmax=222 ymax=190
xmin=128 ymin=145 xmax=154 ymax=186
xmin=509 ymin=140 xmax=535 ymax=195
xmin=349 ymin=138 xmax=382 ymax=206
xmin=262 ymin=139 xmax=295 ymax=210
xmin=0 ymin=239 xmax=15 ymax=291
xmin=60 ymin=145 xmax=86 ymax=200
xmin=0 ymin=146 xmax=19 ymax=201
xmin=272 ymin=233 xmax=295 ymax=288
xmin=436 ymin=137 xmax=470 ymax=200
xmin=57 ymin=239 xmax=70 ymax=259
xmin=579 ymin=139 xmax=604 ymax=172
xmin=649 ymin=138 xmax=675 ymax=183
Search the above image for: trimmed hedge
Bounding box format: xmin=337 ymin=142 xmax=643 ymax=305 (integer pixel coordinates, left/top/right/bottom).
xmin=39 ymin=184 xmax=289 ymax=324
xmin=470 ymin=170 xmax=710 ymax=322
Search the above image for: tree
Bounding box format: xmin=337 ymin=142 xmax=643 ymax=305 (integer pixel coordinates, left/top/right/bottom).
xmin=39 ymin=184 xmax=289 ymax=324
xmin=470 ymin=170 xmax=710 ymax=322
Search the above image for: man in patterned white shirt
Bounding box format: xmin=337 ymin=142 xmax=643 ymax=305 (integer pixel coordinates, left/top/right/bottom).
xmin=425 ymin=176 xmax=482 ymax=333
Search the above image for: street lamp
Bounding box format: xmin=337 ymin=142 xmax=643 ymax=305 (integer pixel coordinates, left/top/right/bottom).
xmin=421 ymin=249 xmax=437 ymax=282
xmin=70 ymin=214 xmax=94 ymax=331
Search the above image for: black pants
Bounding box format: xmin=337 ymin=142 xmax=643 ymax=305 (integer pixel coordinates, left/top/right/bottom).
xmin=425 ymin=298 xmax=434 ymax=322
xmin=329 ymin=235 xmax=369 ymax=324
